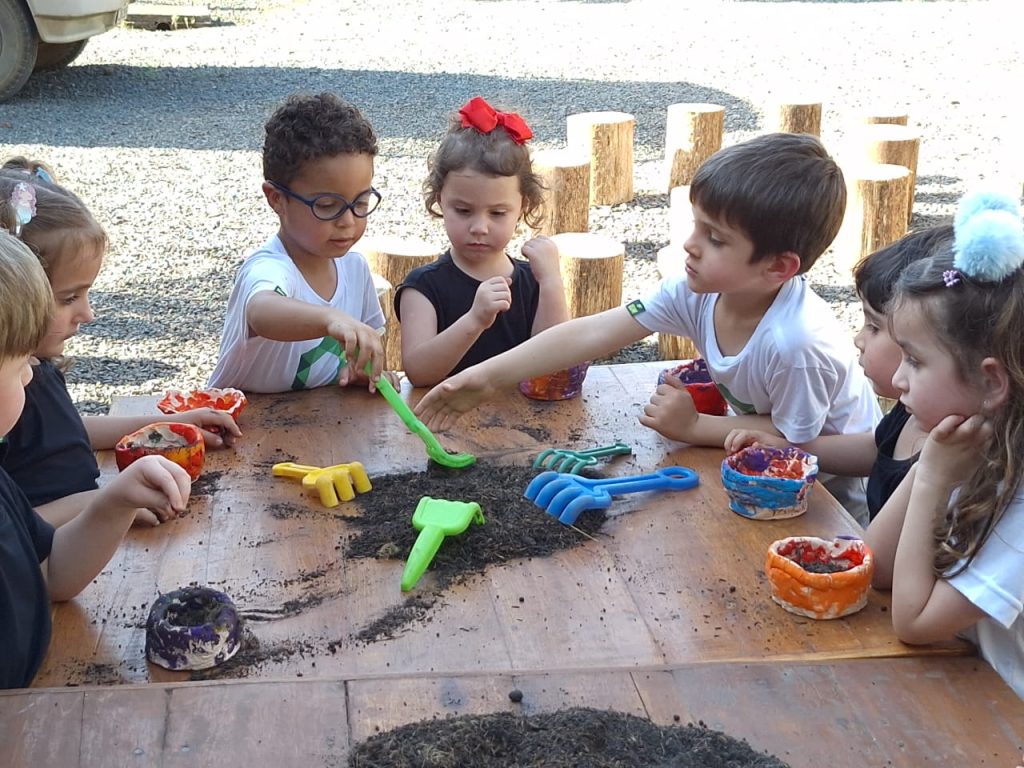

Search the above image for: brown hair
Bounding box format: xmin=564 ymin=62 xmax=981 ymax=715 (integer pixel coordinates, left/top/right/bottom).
xmin=690 ymin=133 xmax=846 ymax=273
xmin=423 ymin=106 xmax=545 ymax=230
xmin=891 ymin=246 xmax=1024 ymax=577
xmin=0 ymin=232 xmax=52 ymax=359
xmin=0 ymin=159 xmax=108 ymax=278
xmin=854 ymin=225 xmax=954 ymax=312
xmin=263 ymin=92 xmax=378 ymax=185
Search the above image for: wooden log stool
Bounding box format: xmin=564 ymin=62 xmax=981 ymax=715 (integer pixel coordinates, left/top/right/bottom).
xmin=663 ymin=103 xmax=725 ymax=192
xmin=770 ymin=99 xmax=822 ymax=136
xmin=566 ymin=111 xmax=635 ymax=206
xmin=669 ymin=185 xmax=694 ymax=245
xmin=836 ymin=163 xmax=911 ymax=276
xmin=549 ymin=232 xmax=625 ymax=319
xmin=360 ymin=236 xmax=441 ymax=371
xmin=530 ymin=148 xmax=591 ymax=236
xmin=856 ymin=123 xmax=921 ymax=224
xmin=857 ymin=110 xmax=909 ymax=127
xmin=655 ymin=244 xmax=699 ymax=361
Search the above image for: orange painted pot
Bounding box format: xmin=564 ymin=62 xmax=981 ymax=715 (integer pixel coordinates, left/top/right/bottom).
xmin=158 ymin=387 xmax=248 ymax=419
xmin=115 ymin=422 xmax=205 ymax=481
xmin=518 ymin=363 xmax=590 ymax=401
xmin=765 ymin=536 xmax=874 ymax=620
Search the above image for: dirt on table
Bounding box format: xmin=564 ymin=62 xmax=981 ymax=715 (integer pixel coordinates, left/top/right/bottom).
xmin=347 ymin=707 xmax=791 ymax=767
xmin=345 ymin=462 xmax=606 ymax=642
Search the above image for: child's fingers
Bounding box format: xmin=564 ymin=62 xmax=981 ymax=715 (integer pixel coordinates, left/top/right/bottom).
xmin=132 ymin=508 xmax=161 ymax=527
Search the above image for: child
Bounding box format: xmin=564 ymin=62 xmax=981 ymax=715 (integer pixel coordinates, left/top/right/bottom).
xmin=725 ymin=227 xmax=944 ymax=522
xmin=863 ymin=190 xmax=1024 ymax=699
xmin=416 ymin=132 xmax=880 ymax=516
xmin=207 ymin=92 xmax=387 ymax=393
xmin=395 ymin=96 xmax=569 ymax=386
xmin=0 ymin=231 xmax=191 ymax=689
xmin=0 ymin=161 xmax=239 ymax=529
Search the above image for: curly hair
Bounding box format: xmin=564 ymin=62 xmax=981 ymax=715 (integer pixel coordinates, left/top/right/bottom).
xmin=691 ymin=133 xmax=846 ymax=273
xmin=423 ymin=106 xmax=545 ymax=230
xmin=890 ymin=245 xmax=1024 ymax=577
xmin=0 ymin=158 xmax=107 ymax=278
xmin=263 ymin=92 xmax=378 ymax=185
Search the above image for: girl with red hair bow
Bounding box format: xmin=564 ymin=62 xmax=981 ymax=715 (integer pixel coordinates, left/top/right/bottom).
xmin=395 ymin=97 xmax=570 ymax=387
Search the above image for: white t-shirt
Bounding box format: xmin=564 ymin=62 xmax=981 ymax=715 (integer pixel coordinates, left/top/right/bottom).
xmin=634 ymin=275 xmax=881 ymax=523
xmin=949 ymin=491 xmax=1024 ymax=700
xmin=207 ymin=234 xmax=385 ymax=393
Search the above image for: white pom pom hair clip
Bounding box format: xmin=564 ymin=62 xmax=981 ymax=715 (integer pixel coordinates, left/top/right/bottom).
xmin=952 ymin=190 xmax=1024 ymax=283
xmin=9 ymin=181 xmax=36 ymax=237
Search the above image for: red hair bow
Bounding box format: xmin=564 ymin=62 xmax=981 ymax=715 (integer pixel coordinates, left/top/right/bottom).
xmin=458 ymin=97 xmax=533 ymax=145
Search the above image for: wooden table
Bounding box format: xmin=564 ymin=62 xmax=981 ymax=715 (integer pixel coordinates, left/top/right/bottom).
xmin=4 ymin=362 xmax=1020 ymax=766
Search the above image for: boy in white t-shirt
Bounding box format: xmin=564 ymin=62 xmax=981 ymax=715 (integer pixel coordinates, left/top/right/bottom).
xmin=208 ymin=92 xmax=387 ymax=393
xmin=416 ymin=133 xmax=881 ymax=521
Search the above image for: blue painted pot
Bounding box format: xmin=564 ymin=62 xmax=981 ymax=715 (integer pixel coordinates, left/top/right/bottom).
xmin=721 ymin=445 xmax=818 ymax=520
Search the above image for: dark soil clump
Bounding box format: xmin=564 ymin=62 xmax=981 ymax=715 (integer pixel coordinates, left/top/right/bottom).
xmin=345 ymin=462 xmax=605 ymax=641
xmin=348 ymin=707 xmax=791 ymax=767
xmin=347 ymin=462 xmax=605 ymax=579
xmin=191 ymin=470 xmax=223 ymax=497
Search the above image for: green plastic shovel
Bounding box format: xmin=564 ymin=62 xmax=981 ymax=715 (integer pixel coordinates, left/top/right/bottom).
xmin=401 ymin=497 xmax=485 ymax=591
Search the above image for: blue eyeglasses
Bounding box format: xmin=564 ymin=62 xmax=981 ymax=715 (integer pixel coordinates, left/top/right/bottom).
xmin=268 ymin=180 xmax=382 ymax=220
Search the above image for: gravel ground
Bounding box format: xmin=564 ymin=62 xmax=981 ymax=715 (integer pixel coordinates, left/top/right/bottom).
xmin=1 ymin=0 xmax=1020 ymax=413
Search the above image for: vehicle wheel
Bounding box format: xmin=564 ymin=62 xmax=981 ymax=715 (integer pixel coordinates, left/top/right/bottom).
xmin=0 ymin=0 xmax=37 ymax=101
xmin=33 ymin=38 xmax=87 ymax=72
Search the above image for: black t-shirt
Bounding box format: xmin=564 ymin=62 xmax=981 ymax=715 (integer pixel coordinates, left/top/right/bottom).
xmin=0 ymin=468 xmax=54 ymax=689
xmin=395 ymin=251 xmax=541 ymax=376
xmin=866 ymin=401 xmax=918 ymax=521
xmin=0 ymin=359 xmax=99 ymax=506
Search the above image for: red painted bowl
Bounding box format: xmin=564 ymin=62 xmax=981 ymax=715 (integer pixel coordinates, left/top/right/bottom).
xmin=115 ymin=422 xmax=205 ymax=481
xmin=657 ymin=359 xmax=728 ymax=415
xmin=158 ymin=387 xmax=247 ymax=419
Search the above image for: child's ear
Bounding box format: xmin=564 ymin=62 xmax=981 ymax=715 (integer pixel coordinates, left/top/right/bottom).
xmin=262 ymin=181 xmax=285 ymax=214
xmin=765 ymin=251 xmax=802 ymax=282
xmin=979 ymin=356 xmax=1011 ymax=412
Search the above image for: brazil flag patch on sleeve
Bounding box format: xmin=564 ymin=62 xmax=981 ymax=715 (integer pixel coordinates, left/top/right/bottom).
xmin=625 ymin=299 xmax=646 ymax=316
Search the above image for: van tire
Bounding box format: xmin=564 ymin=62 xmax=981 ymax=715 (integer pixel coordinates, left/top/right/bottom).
xmin=34 ymin=39 xmax=88 ymax=71
xmin=0 ymin=0 xmax=37 ymax=101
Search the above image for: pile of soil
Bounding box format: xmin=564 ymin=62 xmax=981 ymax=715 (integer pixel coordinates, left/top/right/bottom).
xmin=345 ymin=462 xmax=606 ymax=642
xmin=348 ymin=707 xmax=790 ymax=767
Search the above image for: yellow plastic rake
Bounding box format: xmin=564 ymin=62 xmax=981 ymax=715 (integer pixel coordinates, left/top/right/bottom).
xmin=272 ymin=461 xmax=372 ymax=508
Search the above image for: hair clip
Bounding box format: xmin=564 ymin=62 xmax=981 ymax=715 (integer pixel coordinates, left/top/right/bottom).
xmin=33 ymin=166 xmax=53 ymax=184
xmin=458 ymin=97 xmax=533 ymax=145
xmin=9 ymin=182 xmax=36 ymax=237
xmin=952 ymin=190 xmax=1024 ymax=282
xmin=942 ymin=269 xmax=960 ymax=287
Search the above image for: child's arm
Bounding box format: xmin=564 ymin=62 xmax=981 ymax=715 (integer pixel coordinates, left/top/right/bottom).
xmin=726 ymin=428 xmax=878 ymax=477
xmin=883 ymin=414 xmax=990 ymax=644
xmin=83 ymin=409 xmax=242 ymax=451
xmin=641 ymin=377 xmax=778 ymax=447
xmin=864 ymin=465 xmax=916 ymax=589
xmin=246 ymin=291 xmax=384 ymax=386
xmin=400 ymin=279 xmax=512 ymax=387
xmin=522 ymin=236 xmax=570 ymax=335
xmin=41 ymin=456 xmax=190 ymax=601
xmin=416 ymin=306 xmax=650 ymax=431
xmin=33 ymin=489 xmax=99 ymax=528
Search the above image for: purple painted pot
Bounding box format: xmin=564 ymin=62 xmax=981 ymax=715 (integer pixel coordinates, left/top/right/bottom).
xmin=146 ymin=586 xmax=242 ymax=670
xmin=519 ymin=362 xmax=590 ymax=401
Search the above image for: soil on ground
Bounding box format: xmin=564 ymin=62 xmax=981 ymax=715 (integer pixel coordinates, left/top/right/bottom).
xmin=347 ymin=707 xmax=791 ymax=767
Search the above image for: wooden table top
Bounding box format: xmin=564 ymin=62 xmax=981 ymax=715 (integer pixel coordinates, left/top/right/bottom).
xmin=35 ymin=362 xmax=969 ymax=688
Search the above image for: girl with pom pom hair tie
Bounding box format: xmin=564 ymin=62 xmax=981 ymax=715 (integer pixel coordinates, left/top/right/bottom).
xmin=864 ymin=189 xmax=1024 ymax=700
xmin=394 ymin=97 xmax=570 ymax=387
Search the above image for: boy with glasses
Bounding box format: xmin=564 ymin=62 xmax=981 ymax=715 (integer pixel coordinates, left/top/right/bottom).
xmin=208 ymin=92 xmax=387 ymax=393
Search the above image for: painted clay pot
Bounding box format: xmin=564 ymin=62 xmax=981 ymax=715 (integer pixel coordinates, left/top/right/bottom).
xmin=518 ymin=363 xmax=590 ymax=401
xmin=765 ymin=536 xmax=874 ymax=619
xmin=115 ymin=422 xmax=205 ymax=481
xmin=721 ymin=445 xmax=818 ymax=520
xmin=145 ymin=586 xmax=242 ymax=670
xmin=657 ymin=358 xmax=728 ymax=415
xmin=158 ymin=387 xmax=248 ymax=419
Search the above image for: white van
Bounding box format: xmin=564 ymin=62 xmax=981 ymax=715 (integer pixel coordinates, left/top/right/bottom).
xmin=0 ymin=0 xmax=131 ymax=101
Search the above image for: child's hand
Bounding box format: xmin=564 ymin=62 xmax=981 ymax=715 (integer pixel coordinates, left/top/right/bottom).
xmin=724 ymin=428 xmax=790 ymax=454
xmin=170 ymin=408 xmax=242 ymax=448
xmin=640 ymin=376 xmax=700 ymax=442
xmin=522 ymin=236 xmax=562 ymax=284
xmin=916 ymin=413 xmax=993 ymax=490
xmin=326 ymin=313 xmax=385 ymax=389
xmin=414 ymin=366 xmax=496 ymax=432
xmin=99 ymin=456 xmax=191 ymax=522
xmin=345 ymin=367 xmax=402 ymax=391
xmin=470 ymin=276 xmax=512 ymax=330
xmin=132 ymin=508 xmax=161 ymax=527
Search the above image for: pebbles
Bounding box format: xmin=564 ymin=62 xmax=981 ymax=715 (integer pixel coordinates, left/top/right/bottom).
xmin=0 ymin=0 xmax=1017 ymax=412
